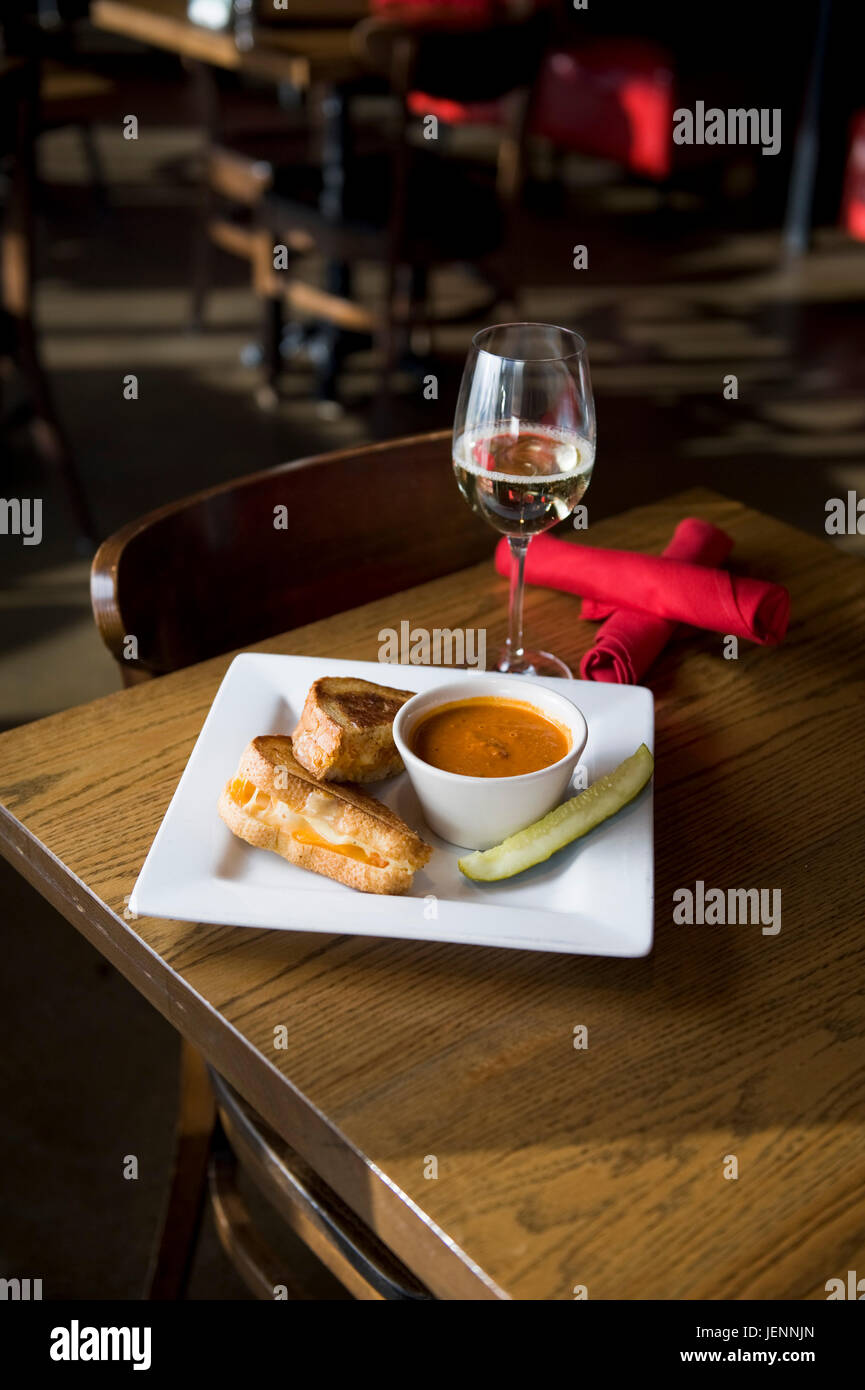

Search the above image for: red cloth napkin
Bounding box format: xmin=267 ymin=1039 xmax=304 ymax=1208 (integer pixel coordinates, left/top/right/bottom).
xmin=578 ymin=519 xmax=731 ymax=622
xmin=579 ymin=519 xmax=733 ymax=682
xmin=494 ymin=522 xmax=790 ymax=681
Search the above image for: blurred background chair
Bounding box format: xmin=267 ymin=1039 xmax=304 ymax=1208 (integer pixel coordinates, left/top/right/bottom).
xmin=352 ymin=2 xmax=550 ymax=388
xmin=530 ymin=38 xmax=675 ymax=182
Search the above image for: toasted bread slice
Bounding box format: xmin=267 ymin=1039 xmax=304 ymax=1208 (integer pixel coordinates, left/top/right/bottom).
xmin=291 ymin=676 xmax=415 ymax=783
xmin=217 ymin=735 xmax=431 ymax=895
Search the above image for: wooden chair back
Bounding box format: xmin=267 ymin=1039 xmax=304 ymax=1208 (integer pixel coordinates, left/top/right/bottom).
xmin=354 ymin=7 xmax=550 ymax=107
xmin=91 ymin=430 xmax=493 ymax=681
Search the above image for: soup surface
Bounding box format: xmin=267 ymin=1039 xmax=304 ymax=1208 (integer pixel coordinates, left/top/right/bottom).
xmin=410 ymin=697 xmax=570 ymax=778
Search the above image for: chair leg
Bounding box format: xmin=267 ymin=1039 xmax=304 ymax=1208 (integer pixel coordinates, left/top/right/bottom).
xmin=15 ymin=315 xmax=98 ymax=546
xmin=315 ymin=83 xmax=351 ymax=403
xmin=186 ymin=59 xmax=221 ymax=331
xmin=407 ymin=263 xmax=430 ymax=359
xmin=374 ymin=258 xmax=402 ymax=415
xmin=209 ymin=1141 xmax=311 ymax=1300
xmin=146 ymin=1039 xmax=217 ymax=1300
xmin=189 ymin=189 xmax=213 ymax=333
xmin=254 ymin=294 xmax=284 ymax=409
xmin=77 ymin=123 xmax=108 ymax=206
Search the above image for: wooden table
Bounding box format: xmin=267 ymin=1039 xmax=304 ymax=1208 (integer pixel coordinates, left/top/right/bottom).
xmin=90 ymin=0 xmax=366 ymax=87
xmin=2 ymin=488 xmax=864 ymax=1299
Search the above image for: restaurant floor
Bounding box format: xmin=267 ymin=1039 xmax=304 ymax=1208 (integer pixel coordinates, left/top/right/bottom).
xmin=2 ymin=114 xmax=864 ymax=1298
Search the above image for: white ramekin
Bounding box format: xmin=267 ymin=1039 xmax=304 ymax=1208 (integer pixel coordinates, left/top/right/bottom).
xmin=392 ymin=675 xmax=588 ymax=850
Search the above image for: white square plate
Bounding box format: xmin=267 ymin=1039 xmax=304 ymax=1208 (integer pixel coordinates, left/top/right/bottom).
xmin=130 ymin=654 xmax=654 ymax=957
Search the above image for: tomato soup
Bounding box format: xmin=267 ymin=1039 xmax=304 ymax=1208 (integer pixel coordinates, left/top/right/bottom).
xmin=410 ymin=697 xmax=570 ymax=778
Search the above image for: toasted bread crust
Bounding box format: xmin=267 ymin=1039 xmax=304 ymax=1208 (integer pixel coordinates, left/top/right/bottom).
xmin=238 ymin=736 xmax=430 ymax=868
xmin=291 ymin=677 xmax=414 ymax=783
xmin=217 ymin=785 xmax=416 ymax=894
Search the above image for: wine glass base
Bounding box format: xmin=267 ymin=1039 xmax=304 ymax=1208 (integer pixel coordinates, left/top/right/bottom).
xmin=495 ymin=645 xmax=573 ymax=679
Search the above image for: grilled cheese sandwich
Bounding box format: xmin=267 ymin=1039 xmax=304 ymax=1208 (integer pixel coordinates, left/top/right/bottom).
xmin=291 ymin=676 xmax=415 ymax=783
xmin=219 ymin=737 xmax=431 ymax=893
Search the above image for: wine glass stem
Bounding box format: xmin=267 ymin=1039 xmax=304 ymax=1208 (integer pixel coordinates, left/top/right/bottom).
xmin=507 ymin=535 xmax=530 ymax=659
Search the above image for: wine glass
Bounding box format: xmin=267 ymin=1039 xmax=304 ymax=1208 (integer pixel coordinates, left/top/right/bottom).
xmin=453 ymin=322 xmax=596 ymax=678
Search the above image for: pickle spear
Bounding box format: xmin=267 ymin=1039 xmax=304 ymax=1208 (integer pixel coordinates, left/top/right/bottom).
xmin=458 ymin=743 xmax=654 ymax=882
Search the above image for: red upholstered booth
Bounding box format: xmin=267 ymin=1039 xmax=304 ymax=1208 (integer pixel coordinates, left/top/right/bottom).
xmin=529 ymin=39 xmax=675 ymax=180
xmin=841 ymin=111 xmax=865 ymax=241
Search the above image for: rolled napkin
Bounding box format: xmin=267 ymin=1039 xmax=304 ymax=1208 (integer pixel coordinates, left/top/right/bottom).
xmin=581 ymin=518 xmax=734 ymax=683
xmin=579 ymin=518 xmax=732 ymax=623
xmin=494 ymin=528 xmax=790 ymax=655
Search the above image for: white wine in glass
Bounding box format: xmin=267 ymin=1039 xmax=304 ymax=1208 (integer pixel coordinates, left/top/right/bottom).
xmin=453 ymin=323 xmax=596 ymax=678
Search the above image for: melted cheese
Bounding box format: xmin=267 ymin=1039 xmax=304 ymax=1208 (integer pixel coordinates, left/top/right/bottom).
xmin=291 ymin=825 xmax=386 ymax=866
xmin=229 ymin=779 xmax=387 ymax=869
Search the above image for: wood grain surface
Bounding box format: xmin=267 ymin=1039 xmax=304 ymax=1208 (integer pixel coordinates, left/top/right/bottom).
xmin=2 ymin=488 xmax=864 ymax=1300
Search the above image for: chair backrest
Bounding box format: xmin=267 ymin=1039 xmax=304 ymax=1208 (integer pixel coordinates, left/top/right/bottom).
xmin=354 ymin=6 xmax=550 ymax=106
xmin=91 ymin=431 xmax=494 ymax=680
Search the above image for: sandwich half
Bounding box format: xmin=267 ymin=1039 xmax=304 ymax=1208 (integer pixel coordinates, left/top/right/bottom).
xmin=218 ymin=735 xmax=431 ymax=895
xmin=291 ymin=676 xmax=415 ymax=783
